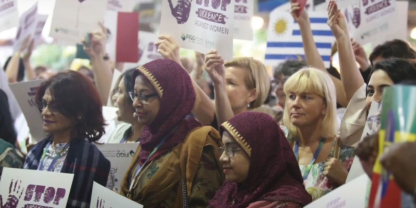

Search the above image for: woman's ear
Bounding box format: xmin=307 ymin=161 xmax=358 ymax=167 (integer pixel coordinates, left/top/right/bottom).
xmin=246 ymin=88 xmax=257 ymax=107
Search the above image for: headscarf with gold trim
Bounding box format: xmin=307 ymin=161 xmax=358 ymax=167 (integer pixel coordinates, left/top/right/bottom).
xmin=132 ymin=59 xmax=200 ymax=164
xmin=209 ymin=112 xmax=312 ymax=208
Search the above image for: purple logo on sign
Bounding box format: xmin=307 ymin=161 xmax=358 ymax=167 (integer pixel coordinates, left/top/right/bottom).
xmin=195 ymin=0 xmax=231 ymax=24
xmin=235 ymin=0 xmax=247 ymax=14
xmin=168 ymin=0 xmax=193 ymax=24
xmin=352 ymin=7 xmax=361 ymax=29
xmin=364 ymin=0 xmax=391 ymax=15
xmin=0 ymin=180 xmax=67 ymax=208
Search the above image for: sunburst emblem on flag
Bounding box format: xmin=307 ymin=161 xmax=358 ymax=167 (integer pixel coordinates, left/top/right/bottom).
xmin=274 ymin=17 xmax=289 ymax=36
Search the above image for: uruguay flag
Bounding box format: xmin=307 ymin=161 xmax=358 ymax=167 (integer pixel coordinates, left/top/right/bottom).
xmin=265 ymin=9 xmax=335 ymax=68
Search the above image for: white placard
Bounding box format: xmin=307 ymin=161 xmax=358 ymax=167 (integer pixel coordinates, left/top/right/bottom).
xmin=49 ymin=0 xmax=107 ymax=44
xmin=159 ymin=0 xmax=235 ymax=61
xmin=33 ymin=14 xmax=49 ymax=47
xmin=305 ymin=175 xmax=370 ymax=208
xmin=107 ymin=0 xmax=134 ymax=12
xmin=123 ymin=31 xmax=164 ymax=70
xmin=13 ymin=2 xmax=38 ymax=52
xmin=326 ymin=0 xmax=359 ymax=9
xmin=0 ymin=0 xmax=19 ymax=33
xmin=344 ymin=0 xmax=397 ymax=45
xmin=234 ymin=0 xmax=253 ymax=40
xmin=346 ymin=101 xmax=381 ymax=183
xmin=95 ymin=143 xmax=140 ymax=192
xmin=9 ymin=80 xmax=47 ymax=142
xmin=91 ymin=182 xmax=143 ymax=208
xmin=0 ymin=168 xmax=74 ymax=208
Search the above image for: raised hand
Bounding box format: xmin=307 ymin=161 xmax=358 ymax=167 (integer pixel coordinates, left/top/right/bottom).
xmin=323 ymin=158 xmax=348 ymax=185
xmin=0 ymin=180 xmax=24 ymax=208
xmin=82 ymin=22 xmax=108 ymax=60
xmin=327 ymin=1 xmax=349 ymax=39
xmin=155 ymin=35 xmax=181 ymax=66
xmin=290 ymin=0 xmax=309 ymax=24
xmin=352 ymin=40 xmax=370 ymax=70
xmin=19 ymin=36 xmax=32 ymax=53
xmin=23 ymin=39 xmax=34 ymax=63
xmin=380 ymin=142 xmax=416 ymax=194
xmin=204 ymin=50 xmax=225 ymax=85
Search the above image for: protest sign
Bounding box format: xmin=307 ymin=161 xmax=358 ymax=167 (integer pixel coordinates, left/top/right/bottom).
xmin=159 ymin=0 xmax=235 ymax=61
xmin=91 ymin=182 xmax=143 ymax=208
xmin=49 ymin=0 xmax=107 ymax=44
xmin=107 ymin=0 xmax=135 ymax=12
xmin=0 ymin=0 xmax=19 ymax=33
xmin=9 ymin=80 xmax=47 ymax=142
xmin=33 ymin=14 xmax=48 ymax=47
xmin=347 ymin=101 xmax=381 ymax=183
xmin=0 ymin=168 xmax=74 ymax=208
xmin=105 ymin=11 xmax=139 ymax=63
xmin=13 ymin=2 xmax=38 ymax=52
xmin=95 ymin=143 xmax=140 ymax=192
xmin=325 ymin=0 xmax=359 ymax=9
xmin=343 ymin=0 xmax=397 ymax=45
xmin=306 ymin=175 xmax=370 ymax=208
xmin=123 ymin=31 xmax=164 ymax=70
xmin=234 ymin=0 xmax=253 ymax=40
xmin=370 ymin=86 xmax=416 ymax=208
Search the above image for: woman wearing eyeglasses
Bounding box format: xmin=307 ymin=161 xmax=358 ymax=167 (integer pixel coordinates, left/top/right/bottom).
xmin=209 ymin=112 xmax=312 ymax=208
xmin=107 ymin=68 xmax=144 ymax=143
xmin=120 ymin=59 xmax=223 ymax=207
xmin=23 ymin=71 xmax=110 ymax=208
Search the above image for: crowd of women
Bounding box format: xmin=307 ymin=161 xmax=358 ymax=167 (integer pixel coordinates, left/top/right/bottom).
xmin=1 ymin=1 xmax=416 ymax=207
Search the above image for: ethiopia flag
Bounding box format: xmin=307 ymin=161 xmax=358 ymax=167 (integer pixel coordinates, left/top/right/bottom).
xmin=369 ymin=85 xmax=416 ymax=208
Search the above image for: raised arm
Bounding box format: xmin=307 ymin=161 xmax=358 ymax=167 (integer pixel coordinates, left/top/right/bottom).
xmin=22 ymin=39 xmax=36 ymax=81
xmin=291 ymin=0 xmax=348 ymax=107
xmin=83 ymin=22 xmax=113 ymax=104
xmin=205 ymin=50 xmax=234 ymax=126
xmin=327 ymin=2 xmax=364 ymax=101
xmin=156 ymin=36 xmax=215 ymax=125
xmin=6 ymin=36 xmax=31 ymax=83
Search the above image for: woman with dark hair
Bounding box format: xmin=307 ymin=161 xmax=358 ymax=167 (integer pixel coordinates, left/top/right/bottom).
xmin=120 ymin=59 xmax=223 ymax=207
xmin=209 ymin=112 xmax=312 ymax=207
xmin=0 ymin=89 xmax=24 ymax=176
xmin=325 ymin=2 xmax=416 ymax=146
xmin=107 ymin=68 xmax=143 ymax=143
xmin=23 ymin=71 xmax=110 ymax=208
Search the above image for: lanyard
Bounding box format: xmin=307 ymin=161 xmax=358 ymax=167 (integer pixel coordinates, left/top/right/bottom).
xmin=128 ymin=125 xmax=179 ymax=194
xmin=38 ymin=142 xmax=70 ymax=172
xmin=294 ymin=137 xmax=326 ymax=180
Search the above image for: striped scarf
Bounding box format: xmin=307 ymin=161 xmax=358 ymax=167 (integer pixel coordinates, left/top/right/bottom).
xmin=24 ymin=136 xmax=110 ymax=208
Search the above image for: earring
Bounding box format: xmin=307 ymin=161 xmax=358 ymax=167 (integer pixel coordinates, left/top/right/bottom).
xmin=247 ymin=103 xmax=250 ymax=108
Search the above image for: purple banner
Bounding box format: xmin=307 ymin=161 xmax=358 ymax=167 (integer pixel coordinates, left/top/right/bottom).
xmin=235 ymin=5 xmax=247 ymax=14
xmin=195 ymin=8 xmax=227 ymax=24
xmin=365 ymin=0 xmax=391 ymax=15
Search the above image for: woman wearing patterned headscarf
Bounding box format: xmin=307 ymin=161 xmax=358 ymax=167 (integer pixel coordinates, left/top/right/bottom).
xmin=120 ymin=59 xmax=223 ymax=207
xmin=209 ymin=112 xmax=312 ymax=208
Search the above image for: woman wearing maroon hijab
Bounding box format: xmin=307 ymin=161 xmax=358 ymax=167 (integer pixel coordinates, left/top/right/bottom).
xmin=209 ymin=112 xmax=312 ymax=208
xmin=120 ymin=59 xmax=223 ymax=207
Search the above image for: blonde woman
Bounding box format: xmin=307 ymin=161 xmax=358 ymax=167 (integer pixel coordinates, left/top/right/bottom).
xmin=283 ymin=68 xmax=354 ymax=201
xmin=155 ymin=36 xmax=270 ymax=127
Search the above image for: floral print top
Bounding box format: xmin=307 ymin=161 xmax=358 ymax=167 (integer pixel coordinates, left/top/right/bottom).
xmin=291 ymin=138 xmax=355 ymax=201
xmin=129 ymin=147 xmax=222 ymax=208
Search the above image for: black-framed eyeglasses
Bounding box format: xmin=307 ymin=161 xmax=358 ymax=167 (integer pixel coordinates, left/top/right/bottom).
xmin=37 ymin=100 xmax=60 ymax=113
xmin=219 ymin=146 xmax=242 ymax=158
xmin=128 ymin=91 xmax=158 ymax=104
